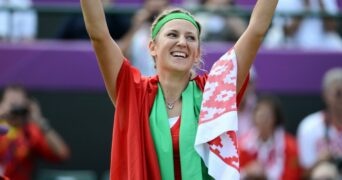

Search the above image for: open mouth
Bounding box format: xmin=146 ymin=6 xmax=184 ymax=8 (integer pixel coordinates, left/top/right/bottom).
xmin=171 ymin=51 xmax=188 ymax=58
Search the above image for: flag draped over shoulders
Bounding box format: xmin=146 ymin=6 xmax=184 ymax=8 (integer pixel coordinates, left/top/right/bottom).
xmin=111 ymin=53 xmax=248 ymax=179
xmin=111 ymin=60 xmax=208 ymax=180
xmin=195 ymin=49 xmax=241 ymax=180
xmin=111 ymin=60 xmax=161 ymax=180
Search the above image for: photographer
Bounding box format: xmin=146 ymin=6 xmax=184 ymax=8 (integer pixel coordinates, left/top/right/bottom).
xmin=0 ymin=85 xmax=70 ymax=180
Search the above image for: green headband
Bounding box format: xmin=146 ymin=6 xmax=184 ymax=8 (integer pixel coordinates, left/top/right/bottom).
xmin=151 ymin=12 xmax=200 ymax=40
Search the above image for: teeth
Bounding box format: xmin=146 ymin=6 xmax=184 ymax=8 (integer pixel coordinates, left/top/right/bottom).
xmin=171 ymin=52 xmax=187 ymax=58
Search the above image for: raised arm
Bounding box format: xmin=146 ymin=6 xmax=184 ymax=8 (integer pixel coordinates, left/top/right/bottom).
xmin=234 ymin=0 xmax=278 ymax=92
xmin=81 ymin=0 xmax=124 ymax=105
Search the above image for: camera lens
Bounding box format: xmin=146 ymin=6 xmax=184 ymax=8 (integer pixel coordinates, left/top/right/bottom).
xmin=10 ymin=105 xmax=29 ymax=117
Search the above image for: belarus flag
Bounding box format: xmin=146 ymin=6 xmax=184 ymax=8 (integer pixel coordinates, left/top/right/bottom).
xmin=195 ymin=49 xmax=240 ymax=179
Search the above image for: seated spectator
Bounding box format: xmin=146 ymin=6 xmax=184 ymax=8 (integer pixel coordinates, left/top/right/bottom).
xmin=297 ymin=67 xmax=342 ymax=178
xmin=239 ymin=95 xmax=302 ymax=180
xmin=0 ymin=0 xmax=37 ymax=42
xmin=296 ymin=0 xmax=342 ymax=50
xmin=264 ymin=0 xmax=342 ymax=50
xmin=0 ymin=85 xmax=70 ymax=180
xmin=193 ymin=0 xmax=247 ymax=42
xmin=263 ymin=0 xmax=305 ymax=48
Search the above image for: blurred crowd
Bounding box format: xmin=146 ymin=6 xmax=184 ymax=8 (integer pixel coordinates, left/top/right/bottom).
xmin=237 ymin=67 xmax=342 ymax=180
xmin=1 ymin=0 xmax=342 ymax=50
xmin=0 ymin=0 xmax=342 ymax=179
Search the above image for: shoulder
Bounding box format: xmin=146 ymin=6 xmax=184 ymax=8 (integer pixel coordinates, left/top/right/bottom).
xmin=297 ymin=111 xmax=324 ymax=135
xmin=117 ymin=59 xmax=157 ymax=88
xmin=193 ymin=74 xmax=208 ymax=91
xmin=299 ymin=111 xmax=324 ymax=129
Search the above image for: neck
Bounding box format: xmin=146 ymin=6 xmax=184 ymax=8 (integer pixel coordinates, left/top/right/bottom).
xmin=158 ymin=72 xmax=190 ymax=103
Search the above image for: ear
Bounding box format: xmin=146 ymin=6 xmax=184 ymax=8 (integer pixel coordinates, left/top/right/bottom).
xmin=149 ymin=40 xmax=157 ymax=57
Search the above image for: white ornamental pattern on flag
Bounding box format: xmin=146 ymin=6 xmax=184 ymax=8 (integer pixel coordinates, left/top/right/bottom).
xmin=196 ymin=49 xmax=240 ymax=180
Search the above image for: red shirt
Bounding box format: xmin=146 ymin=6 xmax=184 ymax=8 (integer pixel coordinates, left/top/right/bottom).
xmin=0 ymin=122 xmax=62 ymax=180
xmin=171 ymin=117 xmax=181 ymax=180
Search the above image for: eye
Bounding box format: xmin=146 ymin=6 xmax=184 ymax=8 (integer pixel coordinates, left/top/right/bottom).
xmin=186 ymin=35 xmax=196 ymax=41
xmin=167 ymin=32 xmax=177 ymax=38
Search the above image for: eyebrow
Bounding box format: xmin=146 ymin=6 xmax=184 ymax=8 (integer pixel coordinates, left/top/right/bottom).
xmin=167 ymin=29 xmax=196 ymax=36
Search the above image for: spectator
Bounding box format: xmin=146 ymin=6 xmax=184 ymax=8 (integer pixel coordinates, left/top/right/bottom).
xmin=0 ymin=0 xmax=37 ymax=42
xmin=0 ymin=85 xmax=70 ymax=180
xmin=239 ymin=95 xmax=302 ymax=180
xmin=263 ymin=0 xmax=305 ymax=48
xmin=118 ymin=0 xmax=170 ymax=76
xmin=296 ymin=0 xmax=342 ymax=50
xmin=297 ymin=67 xmax=342 ymax=177
xmin=264 ymin=0 xmax=342 ymax=50
xmin=193 ymin=0 xmax=247 ymax=41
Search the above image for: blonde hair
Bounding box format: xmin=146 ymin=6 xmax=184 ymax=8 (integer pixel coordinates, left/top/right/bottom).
xmin=150 ymin=8 xmax=205 ymax=75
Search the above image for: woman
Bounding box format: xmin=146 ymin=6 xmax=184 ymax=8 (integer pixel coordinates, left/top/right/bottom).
xmin=239 ymin=95 xmax=302 ymax=180
xmin=80 ymin=0 xmax=278 ymax=179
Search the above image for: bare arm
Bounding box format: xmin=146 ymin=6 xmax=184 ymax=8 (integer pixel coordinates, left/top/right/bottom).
xmin=41 ymin=125 xmax=71 ymax=160
xmin=234 ymin=0 xmax=278 ymax=92
xmin=81 ymin=0 xmax=124 ymax=105
xmin=30 ymin=100 xmax=70 ymax=159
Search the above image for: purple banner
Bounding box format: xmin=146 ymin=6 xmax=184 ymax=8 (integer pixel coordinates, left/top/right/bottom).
xmin=0 ymin=41 xmax=103 ymax=91
xmin=202 ymin=42 xmax=342 ymax=94
xmin=1 ymin=41 xmax=341 ymax=93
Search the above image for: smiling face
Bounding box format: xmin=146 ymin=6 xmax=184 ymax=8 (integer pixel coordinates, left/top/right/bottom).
xmin=149 ymin=19 xmax=200 ymax=75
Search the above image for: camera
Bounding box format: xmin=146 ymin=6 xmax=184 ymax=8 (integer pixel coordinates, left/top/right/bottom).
xmin=9 ymin=105 xmax=29 ymax=119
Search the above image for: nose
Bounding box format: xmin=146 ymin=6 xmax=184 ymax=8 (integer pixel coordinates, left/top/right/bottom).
xmin=177 ymin=36 xmax=187 ymax=47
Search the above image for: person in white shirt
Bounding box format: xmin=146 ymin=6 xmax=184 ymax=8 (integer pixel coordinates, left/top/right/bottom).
xmin=297 ymin=67 xmax=342 ymax=176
